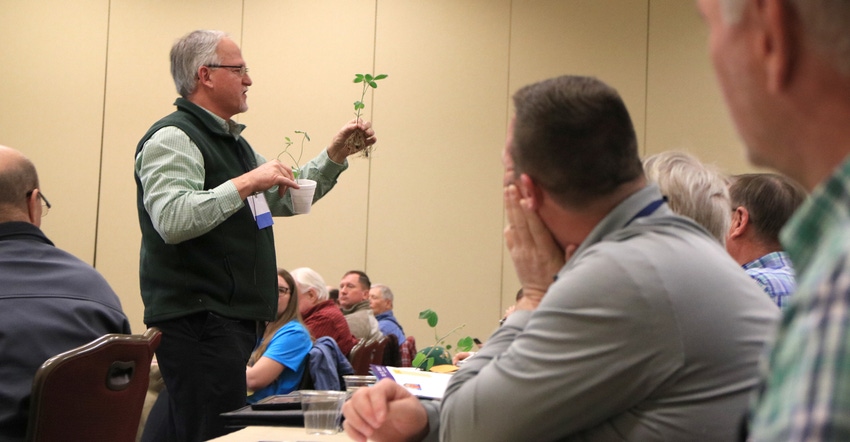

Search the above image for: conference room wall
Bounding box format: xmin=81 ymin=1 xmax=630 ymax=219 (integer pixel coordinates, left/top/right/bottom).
xmin=0 ymin=1 xmax=747 ymax=343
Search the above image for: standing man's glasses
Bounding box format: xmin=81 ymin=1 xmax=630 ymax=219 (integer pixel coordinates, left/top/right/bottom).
xmin=25 ymin=189 xmax=51 ymax=217
xmin=205 ymin=64 xmax=249 ymax=76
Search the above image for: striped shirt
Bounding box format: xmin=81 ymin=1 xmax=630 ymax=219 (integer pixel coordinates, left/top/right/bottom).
xmin=743 ymin=251 xmax=796 ymax=310
xmin=751 ymin=156 xmax=850 ymax=440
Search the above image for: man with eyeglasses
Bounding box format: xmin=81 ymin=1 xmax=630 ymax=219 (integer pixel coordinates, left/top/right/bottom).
xmin=134 ymin=29 xmax=377 ymax=441
xmin=0 ymin=145 xmax=130 ymax=440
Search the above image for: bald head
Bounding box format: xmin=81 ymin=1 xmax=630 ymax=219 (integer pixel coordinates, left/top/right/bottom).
xmin=0 ymin=145 xmax=41 ymax=224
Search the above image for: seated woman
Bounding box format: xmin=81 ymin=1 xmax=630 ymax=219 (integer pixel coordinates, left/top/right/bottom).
xmin=246 ymin=268 xmax=313 ymax=404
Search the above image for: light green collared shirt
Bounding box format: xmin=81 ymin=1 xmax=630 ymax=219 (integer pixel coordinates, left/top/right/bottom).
xmin=135 ymin=108 xmax=347 ymax=244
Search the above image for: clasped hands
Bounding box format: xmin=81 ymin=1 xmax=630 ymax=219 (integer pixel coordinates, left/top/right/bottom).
xmin=504 ymin=184 xmax=568 ymax=310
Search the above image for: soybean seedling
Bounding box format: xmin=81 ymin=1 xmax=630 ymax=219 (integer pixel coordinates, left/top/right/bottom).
xmin=411 ymin=308 xmax=474 ymax=371
xmin=345 ymin=73 xmax=387 ymax=157
xmin=277 ymin=130 xmax=310 ymax=180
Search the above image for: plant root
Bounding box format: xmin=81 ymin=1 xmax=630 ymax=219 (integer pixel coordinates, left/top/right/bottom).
xmin=344 ymin=130 xmax=372 ymax=158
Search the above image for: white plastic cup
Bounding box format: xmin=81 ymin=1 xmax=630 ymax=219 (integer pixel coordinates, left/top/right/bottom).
xmin=300 ymin=390 xmax=347 ymax=435
xmin=290 ymin=179 xmax=317 ymax=214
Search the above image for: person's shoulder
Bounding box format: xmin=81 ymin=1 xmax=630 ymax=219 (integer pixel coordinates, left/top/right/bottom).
xmin=317 ymin=301 xmax=346 ymax=318
xmin=277 ymin=321 xmax=309 ymax=335
xmin=269 ymin=322 xmax=311 ymax=347
xmin=31 ymin=245 xmax=122 ymax=304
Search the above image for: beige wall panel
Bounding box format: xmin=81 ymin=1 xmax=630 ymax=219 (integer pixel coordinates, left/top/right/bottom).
xmin=97 ymin=1 xmax=245 ymax=331
xmin=366 ymin=1 xmax=512 ymax=345
xmin=0 ymin=0 xmax=108 ymax=263
xmin=645 ymin=0 xmax=755 ymax=174
xmin=504 ymin=0 xmax=650 ymax=312
xmin=241 ymin=0 xmax=377 ymax=283
xmin=5 ymin=0 xmax=758 ymax=340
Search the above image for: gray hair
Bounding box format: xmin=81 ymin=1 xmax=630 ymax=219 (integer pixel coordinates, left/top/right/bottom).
xmin=170 ymin=30 xmax=227 ymax=98
xmin=371 ymin=284 xmax=394 ymax=303
xmin=290 ymin=267 xmax=330 ymax=302
xmin=720 ymin=0 xmax=850 ymax=74
xmin=644 ymin=151 xmax=731 ymax=245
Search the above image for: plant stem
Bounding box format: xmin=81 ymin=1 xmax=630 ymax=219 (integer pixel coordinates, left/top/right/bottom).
xmin=356 ymin=82 xmax=368 ymax=124
xmin=434 ymin=324 xmax=467 ymax=347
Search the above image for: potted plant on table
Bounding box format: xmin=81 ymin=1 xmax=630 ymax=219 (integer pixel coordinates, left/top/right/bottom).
xmin=412 ymin=309 xmax=474 ymax=371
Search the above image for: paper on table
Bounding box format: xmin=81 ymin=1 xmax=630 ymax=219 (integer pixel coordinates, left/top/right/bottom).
xmin=370 ymin=365 xmax=453 ymax=399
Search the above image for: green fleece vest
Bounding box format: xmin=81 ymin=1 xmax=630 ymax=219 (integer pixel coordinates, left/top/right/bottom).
xmin=135 ymin=98 xmax=276 ymax=323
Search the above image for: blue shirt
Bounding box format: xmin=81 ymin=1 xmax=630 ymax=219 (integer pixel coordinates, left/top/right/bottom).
xmin=375 ymin=310 xmax=405 ymax=344
xmin=247 ymin=321 xmax=312 ymax=404
xmin=742 ymin=251 xmax=796 ymax=310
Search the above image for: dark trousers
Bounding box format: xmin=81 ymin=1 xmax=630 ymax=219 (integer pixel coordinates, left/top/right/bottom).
xmin=145 ymin=312 xmax=257 ymax=442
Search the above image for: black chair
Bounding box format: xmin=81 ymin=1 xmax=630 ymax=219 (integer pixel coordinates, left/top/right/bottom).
xmin=26 ymin=328 xmax=162 ymax=442
xmin=381 ymin=334 xmax=401 ymax=367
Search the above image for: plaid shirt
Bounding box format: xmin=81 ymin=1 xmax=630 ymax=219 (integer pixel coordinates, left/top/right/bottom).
xmin=751 ymin=157 xmax=850 ymax=440
xmin=400 ymin=336 xmax=417 ymax=367
xmin=743 ymin=251 xmax=796 ymax=310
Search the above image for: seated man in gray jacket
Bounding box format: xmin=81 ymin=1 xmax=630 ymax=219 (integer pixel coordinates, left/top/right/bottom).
xmin=0 ymin=145 xmax=130 ymax=440
xmin=342 ymin=76 xmax=778 ymax=442
xmin=339 ymin=270 xmax=381 ymax=342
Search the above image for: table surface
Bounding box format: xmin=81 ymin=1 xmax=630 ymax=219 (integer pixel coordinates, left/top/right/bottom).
xmin=209 ymin=425 xmax=352 ymax=441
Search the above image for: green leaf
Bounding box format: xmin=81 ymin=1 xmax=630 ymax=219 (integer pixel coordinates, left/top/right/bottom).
xmin=284 ymin=137 xmax=292 ymax=143
xmin=365 ymin=74 xmax=373 ymax=82
xmin=304 ymin=133 xmax=311 ymax=141
xmin=374 ymin=74 xmax=388 ymax=80
xmin=425 ymin=358 xmax=435 ymax=371
xmin=353 ymin=74 xmax=364 ymax=83
xmin=369 ymin=81 xmax=378 ymax=88
xmin=412 ymin=352 xmax=426 ymax=368
xmin=418 ymin=309 xmax=439 ymax=328
xmin=456 ymin=336 xmax=474 ymax=352
xmin=419 ymin=309 xmax=438 ymax=328
xmin=445 ymin=344 xmax=452 ymax=351
xmin=427 ymin=313 xmax=438 ymax=327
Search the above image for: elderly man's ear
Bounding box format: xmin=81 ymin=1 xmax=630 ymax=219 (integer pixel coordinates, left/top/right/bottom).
xmin=728 ymin=206 xmax=749 ymax=239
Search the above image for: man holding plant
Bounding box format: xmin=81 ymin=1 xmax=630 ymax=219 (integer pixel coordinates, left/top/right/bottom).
xmin=134 ymin=29 xmax=376 ymax=441
xmin=342 ymin=75 xmax=777 ymax=441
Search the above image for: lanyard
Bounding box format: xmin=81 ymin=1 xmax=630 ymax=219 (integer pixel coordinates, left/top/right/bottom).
xmin=625 ymin=197 xmax=667 ymax=226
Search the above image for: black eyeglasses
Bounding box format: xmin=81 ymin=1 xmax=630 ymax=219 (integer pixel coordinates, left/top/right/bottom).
xmin=206 ymin=64 xmax=249 ymax=76
xmin=26 ymin=189 xmax=51 ymax=216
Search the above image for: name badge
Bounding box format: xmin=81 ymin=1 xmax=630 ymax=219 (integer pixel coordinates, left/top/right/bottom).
xmin=248 ymin=193 xmax=274 ymax=229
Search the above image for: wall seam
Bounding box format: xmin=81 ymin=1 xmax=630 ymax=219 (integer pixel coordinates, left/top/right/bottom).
xmin=364 ymin=0 xmax=380 ymax=272
xmin=499 ymin=0 xmax=515 ymax=317
xmin=643 ymin=0 xmax=651 ymax=156
xmin=93 ymin=0 xmax=112 ymax=268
